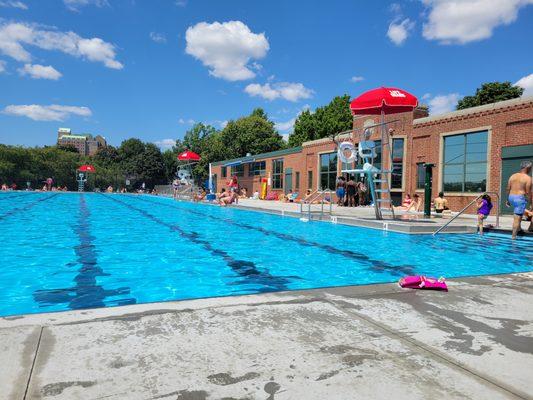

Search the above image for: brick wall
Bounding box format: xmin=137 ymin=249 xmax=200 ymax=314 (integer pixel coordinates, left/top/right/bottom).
xmin=211 ymin=98 xmax=533 ymax=213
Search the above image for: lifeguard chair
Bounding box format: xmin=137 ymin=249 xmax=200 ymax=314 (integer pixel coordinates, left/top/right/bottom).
xmin=339 ymin=87 xmax=418 ymax=220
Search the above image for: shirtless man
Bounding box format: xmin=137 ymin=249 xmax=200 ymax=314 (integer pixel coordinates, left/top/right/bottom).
xmin=506 ymin=160 xmax=532 ymax=239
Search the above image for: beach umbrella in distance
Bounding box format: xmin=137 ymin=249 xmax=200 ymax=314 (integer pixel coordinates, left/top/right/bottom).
xmin=177 ymin=150 xmax=201 ymax=161
xmin=78 ymin=164 xmax=96 ymax=172
xmin=350 ymin=87 xmax=418 ymax=115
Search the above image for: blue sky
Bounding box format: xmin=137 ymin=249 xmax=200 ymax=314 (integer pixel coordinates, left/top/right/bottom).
xmin=0 ymin=0 xmax=532 ymax=148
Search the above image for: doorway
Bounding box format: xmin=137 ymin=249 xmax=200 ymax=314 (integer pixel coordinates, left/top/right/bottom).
xmin=284 ymin=168 xmax=293 ymax=194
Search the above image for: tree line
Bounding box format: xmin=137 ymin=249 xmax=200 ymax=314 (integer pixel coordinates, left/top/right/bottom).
xmin=0 ymin=82 xmax=523 ymax=190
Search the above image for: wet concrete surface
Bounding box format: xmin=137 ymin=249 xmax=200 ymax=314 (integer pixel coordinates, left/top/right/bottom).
xmin=1 ymin=273 xmax=532 ymax=400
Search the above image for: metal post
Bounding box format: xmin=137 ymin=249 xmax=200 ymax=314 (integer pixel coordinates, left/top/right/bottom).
xmin=208 ymin=163 xmax=213 ymax=194
xmin=424 ymin=163 xmax=434 ymax=217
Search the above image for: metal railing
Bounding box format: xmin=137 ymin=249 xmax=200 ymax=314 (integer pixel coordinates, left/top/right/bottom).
xmin=300 ymin=189 xmax=333 ymax=220
xmin=173 ymin=184 xmax=195 ymax=200
xmin=433 ymin=191 xmax=500 ymax=236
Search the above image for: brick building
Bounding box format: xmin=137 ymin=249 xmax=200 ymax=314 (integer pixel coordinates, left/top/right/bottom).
xmin=211 ymin=96 xmax=533 ymax=215
xmin=57 ymin=128 xmax=107 ymax=156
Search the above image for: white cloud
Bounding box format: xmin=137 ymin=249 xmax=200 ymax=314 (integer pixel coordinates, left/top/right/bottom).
xmin=178 ymin=118 xmax=195 ymax=125
xmin=219 ymin=120 xmax=228 ymax=128
xmin=275 ymin=104 xmax=311 ymax=133
xmin=185 ymin=21 xmax=269 ymax=81
xmin=175 ymin=0 xmax=187 ymax=6
xmin=515 ymin=73 xmax=533 ymax=96
xmin=422 ymin=0 xmax=533 ymax=44
xmin=350 ymin=76 xmax=364 ymax=83
xmin=149 ymin=32 xmax=166 ymax=43
xmin=63 ymin=0 xmax=109 ymax=11
xmin=244 ymin=82 xmax=313 ymax=102
xmin=154 ymin=138 xmax=176 ymax=150
xmin=0 ymin=60 xmax=6 ymax=73
xmin=18 ymin=63 xmax=62 ymax=80
xmin=2 ymin=104 xmax=92 ymax=121
xmin=0 ymin=22 xmax=123 ymax=69
xmin=0 ymin=1 xmax=28 ymax=9
xmin=387 ymin=18 xmax=415 ymax=45
xmin=427 ymin=93 xmax=461 ymax=115
xmin=275 ymin=118 xmax=296 ymax=132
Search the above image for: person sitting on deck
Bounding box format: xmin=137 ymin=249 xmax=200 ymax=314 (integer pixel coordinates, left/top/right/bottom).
xmin=194 ymin=188 xmax=207 ymax=202
xmin=396 ymin=194 xmax=421 ymax=212
xmin=434 ymin=192 xmax=449 ymax=214
xmin=239 ymin=187 xmax=248 ymax=199
xmin=402 ymin=194 xmax=412 ymax=208
xmin=219 ymin=190 xmax=237 ymax=206
xmin=287 ymin=190 xmax=298 ymax=203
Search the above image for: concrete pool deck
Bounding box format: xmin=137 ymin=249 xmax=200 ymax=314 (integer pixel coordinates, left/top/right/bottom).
xmin=1 ymin=272 xmax=532 ymax=400
xmin=200 ymin=198 xmax=533 ymax=235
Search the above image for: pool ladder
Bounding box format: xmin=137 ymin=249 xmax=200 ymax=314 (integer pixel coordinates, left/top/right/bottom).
xmin=300 ymin=189 xmax=333 ymax=220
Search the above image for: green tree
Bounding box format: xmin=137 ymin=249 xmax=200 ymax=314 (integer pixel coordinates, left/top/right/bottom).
xmin=456 ymin=82 xmax=524 ymax=110
xmin=289 ymin=95 xmax=352 ymax=146
xmin=220 ymin=108 xmax=284 ymax=159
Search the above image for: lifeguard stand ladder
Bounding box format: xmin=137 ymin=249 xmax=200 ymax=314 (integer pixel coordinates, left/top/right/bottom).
xmin=340 ymin=121 xmax=396 ymax=220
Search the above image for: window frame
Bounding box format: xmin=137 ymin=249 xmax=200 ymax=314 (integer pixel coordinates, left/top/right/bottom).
xmin=295 ymin=171 xmax=300 ymax=190
xmin=230 ymin=164 xmax=244 ymax=177
xmin=318 ymin=151 xmax=338 ymax=191
xmin=249 ymin=161 xmax=266 ymax=176
xmin=416 ymin=162 xmax=426 ymax=190
xmin=272 ymin=158 xmax=284 ymax=190
xmin=390 ymin=137 xmax=405 ymax=190
xmin=442 ymin=130 xmax=489 ymax=194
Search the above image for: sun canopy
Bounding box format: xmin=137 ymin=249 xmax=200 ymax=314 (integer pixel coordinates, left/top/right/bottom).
xmin=223 ymin=158 xmax=256 ymax=167
xmin=177 ymin=150 xmax=201 ymax=161
xmin=78 ymin=164 xmax=96 ymax=172
xmin=350 ymin=87 xmax=418 ymax=115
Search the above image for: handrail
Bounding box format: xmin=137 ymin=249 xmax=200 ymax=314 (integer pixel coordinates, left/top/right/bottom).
xmin=300 ymin=189 xmax=333 ymax=220
xmin=433 ymin=191 xmax=500 ymax=236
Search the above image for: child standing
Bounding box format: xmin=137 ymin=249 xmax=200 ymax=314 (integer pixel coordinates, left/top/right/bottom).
xmin=477 ymin=194 xmax=493 ymax=235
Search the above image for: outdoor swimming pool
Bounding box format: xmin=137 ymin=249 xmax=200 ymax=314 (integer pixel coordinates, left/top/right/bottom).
xmin=0 ymin=192 xmax=531 ymax=316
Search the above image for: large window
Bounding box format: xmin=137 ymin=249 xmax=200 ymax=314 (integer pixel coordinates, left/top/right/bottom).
xmin=221 ymin=166 xmax=227 ymax=178
xmin=295 ymin=172 xmax=300 ymax=190
xmin=416 ymin=163 xmax=426 ymax=189
xmin=272 ymin=159 xmax=283 ymax=189
xmin=319 ymin=152 xmax=338 ymax=191
xmin=230 ymin=164 xmax=244 ymax=177
xmin=308 ymin=171 xmax=313 ymax=190
xmin=443 ymin=131 xmax=488 ymax=192
xmin=391 ymin=138 xmax=404 ymax=189
xmin=249 ymin=161 xmax=266 ymax=176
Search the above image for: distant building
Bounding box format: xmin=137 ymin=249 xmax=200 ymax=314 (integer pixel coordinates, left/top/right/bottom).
xmin=57 ymin=128 xmax=107 ymax=156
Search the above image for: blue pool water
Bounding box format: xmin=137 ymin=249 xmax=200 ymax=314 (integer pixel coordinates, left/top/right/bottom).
xmin=0 ymin=192 xmax=531 ymax=316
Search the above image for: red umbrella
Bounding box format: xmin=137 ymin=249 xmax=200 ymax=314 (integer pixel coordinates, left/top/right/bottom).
xmin=78 ymin=164 xmax=96 ymax=172
xmin=177 ymin=150 xmax=201 ymax=161
xmin=350 ymin=87 xmax=418 ymax=115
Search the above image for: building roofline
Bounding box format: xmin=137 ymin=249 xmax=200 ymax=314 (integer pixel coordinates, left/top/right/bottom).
xmin=58 ymin=134 xmax=89 ymax=140
xmin=414 ymin=96 xmax=533 ymax=125
xmin=212 ymin=146 xmax=302 ymax=166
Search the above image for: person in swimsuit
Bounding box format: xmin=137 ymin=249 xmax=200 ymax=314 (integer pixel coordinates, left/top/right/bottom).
xmin=477 ymin=194 xmax=493 ymax=235
xmin=336 ymin=176 xmax=346 ymax=206
xmin=506 ymin=160 xmax=532 ymax=239
xmin=434 ymin=192 xmax=448 ymax=214
xmin=346 ymin=176 xmax=357 ymax=207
